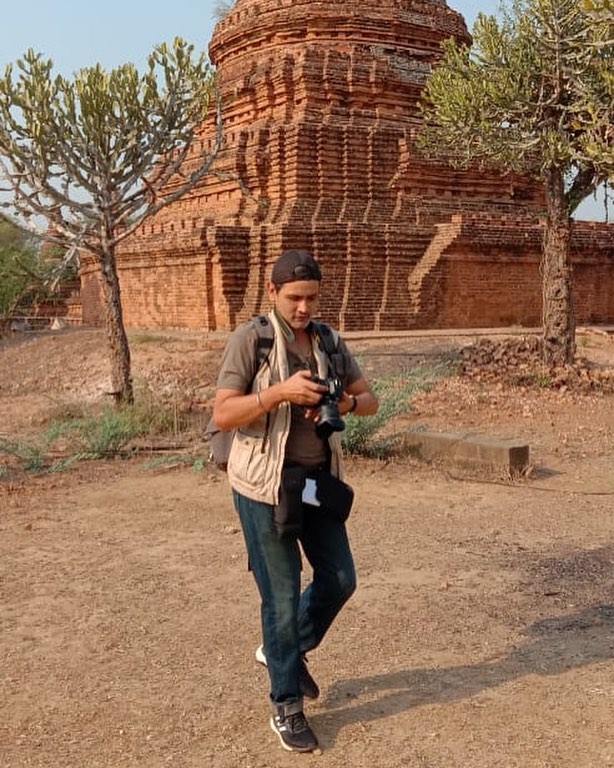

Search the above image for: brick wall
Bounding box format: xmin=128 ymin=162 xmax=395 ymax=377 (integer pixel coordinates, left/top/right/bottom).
xmin=427 ymin=218 xmax=614 ymax=328
xmin=80 ymin=0 xmax=614 ymax=332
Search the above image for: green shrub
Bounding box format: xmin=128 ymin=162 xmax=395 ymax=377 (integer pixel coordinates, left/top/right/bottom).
xmin=144 ymin=455 xmax=207 ymax=472
xmin=44 ymin=398 xmax=176 ymax=458
xmin=43 ymin=380 xmax=179 ymax=457
xmin=0 ymin=437 xmax=46 ymax=475
xmin=0 ymin=389 xmax=186 ymax=477
xmin=342 ymin=363 xmax=453 ymax=459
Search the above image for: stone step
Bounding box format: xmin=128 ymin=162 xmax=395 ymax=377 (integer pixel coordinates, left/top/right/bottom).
xmin=398 ymin=430 xmax=530 ymax=475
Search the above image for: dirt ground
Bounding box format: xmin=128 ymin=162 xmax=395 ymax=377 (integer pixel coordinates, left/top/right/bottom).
xmin=1 ymin=327 xmax=613 ymax=768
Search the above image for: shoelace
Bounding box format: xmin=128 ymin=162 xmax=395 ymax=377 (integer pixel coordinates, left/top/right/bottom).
xmin=285 ymin=712 xmax=309 ymax=733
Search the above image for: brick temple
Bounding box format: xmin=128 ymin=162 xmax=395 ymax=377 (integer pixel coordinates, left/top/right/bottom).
xmin=81 ymin=0 xmax=614 ymax=331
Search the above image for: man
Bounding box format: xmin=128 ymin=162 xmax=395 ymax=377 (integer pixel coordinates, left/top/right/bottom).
xmin=213 ymin=249 xmax=378 ymax=753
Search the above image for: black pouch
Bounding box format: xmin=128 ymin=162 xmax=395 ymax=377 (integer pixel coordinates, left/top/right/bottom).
xmin=316 ymin=471 xmax=354 ymax=523
xmin=273 ymin=466 xmax=307 ymax=538
xmin=204 ymin=417 xmax=234 ymax=471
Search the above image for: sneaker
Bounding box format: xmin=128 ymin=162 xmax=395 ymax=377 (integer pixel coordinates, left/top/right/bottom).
xmin=255 ymin=645 xmax=320 ymax=700
xmin=270 ymin=702 xmax=319 ymax=753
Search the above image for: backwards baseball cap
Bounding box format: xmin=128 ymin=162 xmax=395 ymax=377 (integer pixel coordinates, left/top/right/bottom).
xmin=271 ymin=249 xmax=322 ymax=285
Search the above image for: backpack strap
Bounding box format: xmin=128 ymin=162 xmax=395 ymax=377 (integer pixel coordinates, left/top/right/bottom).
xmin=312 ymin=321 xmax=340 ymax=375
xmin=250 ymin=315 xmax=275 ymax=455
xmin=205 ymin=315 xmax=274 ymax=468
xmin=253 ymin=317 xmax=340 ymax=375
xmin=249 ymin=315 xmax=274 ymax=385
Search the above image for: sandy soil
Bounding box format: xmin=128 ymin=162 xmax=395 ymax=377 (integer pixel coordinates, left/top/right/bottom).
xmin=1 ymin=327 xmax=613 ymax=768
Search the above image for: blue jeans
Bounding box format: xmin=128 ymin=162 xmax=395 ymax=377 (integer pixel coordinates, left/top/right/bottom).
xmin=233 ymin=490 xmax=357 ymax=705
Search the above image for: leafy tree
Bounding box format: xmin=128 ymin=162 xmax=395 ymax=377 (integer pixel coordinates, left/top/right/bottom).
xmin=0 ymin=38 xmax=221 ymax=402
xmin=0 ymin=212 xmax=29 ymax=249
xmin=420 ymin=0 xmax=614 ymax=365
xmin=0 ymin=214 xmax=50 ymax=323
xmin=582 ymin=0 xmax=614 ymax=24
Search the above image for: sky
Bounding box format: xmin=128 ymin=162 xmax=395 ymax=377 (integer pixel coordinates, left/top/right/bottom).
xmin=1 ymin=0 xmax=496 ymax=73
xmin=0 ymin=0 xmax=610 ymax=220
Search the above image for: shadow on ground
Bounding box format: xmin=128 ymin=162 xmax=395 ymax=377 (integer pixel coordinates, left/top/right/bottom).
xmin=313 ymin=603 xmax=614 ymax=747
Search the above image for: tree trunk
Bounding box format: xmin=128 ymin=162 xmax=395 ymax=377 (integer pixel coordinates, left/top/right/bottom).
xmin=541 ymin=167 xmax=575 ymax=366
xmin=98 ymin=242 xmax=133 ymax=404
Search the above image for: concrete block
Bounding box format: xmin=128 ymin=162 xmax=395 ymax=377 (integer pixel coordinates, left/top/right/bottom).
xmin=399 ymin=430 xmax=529 ymax=474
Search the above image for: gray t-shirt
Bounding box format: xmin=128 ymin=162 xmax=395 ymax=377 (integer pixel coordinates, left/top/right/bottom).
xmin=217 ymin=322 xmax=363 ymax=467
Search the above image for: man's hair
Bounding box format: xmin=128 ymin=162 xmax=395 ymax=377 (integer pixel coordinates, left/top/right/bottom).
xmin=271 ymin=249 xmax=322 ymax=287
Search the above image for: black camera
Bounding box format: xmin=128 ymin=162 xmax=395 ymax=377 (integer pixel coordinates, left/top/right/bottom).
xmin=312 ymin=376 xmax=346 ymax=439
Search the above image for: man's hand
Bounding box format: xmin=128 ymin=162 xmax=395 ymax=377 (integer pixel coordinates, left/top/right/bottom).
xmin=282 ymin=369 xmax=326 ymax=407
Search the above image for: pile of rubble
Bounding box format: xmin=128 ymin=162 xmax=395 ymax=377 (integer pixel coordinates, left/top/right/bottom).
xmin=459 ymin=335 xmax=614 ymax=394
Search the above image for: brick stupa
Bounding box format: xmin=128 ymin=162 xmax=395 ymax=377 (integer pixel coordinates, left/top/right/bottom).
xmin=81 ymin=0 xmax=614 ymax=331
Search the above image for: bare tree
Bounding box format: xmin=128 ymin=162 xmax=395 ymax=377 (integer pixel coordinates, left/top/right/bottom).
xmin=0 ymin=38 xmax=222 ymax=402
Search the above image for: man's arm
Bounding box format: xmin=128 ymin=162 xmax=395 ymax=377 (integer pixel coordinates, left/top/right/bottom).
xmin=338 ymin=378 xmax=379 ymax=417
xmin=213 ymin=371 xmax=327 ymax=431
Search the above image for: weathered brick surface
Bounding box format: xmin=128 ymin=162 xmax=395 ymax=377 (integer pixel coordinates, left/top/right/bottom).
xmin=427 ymin=217 xmax=614 ymax=328
xmin=81 ymin=0 xmax=614 ymax=331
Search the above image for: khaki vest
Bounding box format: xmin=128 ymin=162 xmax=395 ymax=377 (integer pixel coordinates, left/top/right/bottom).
xmin=227 ymin=311 xmax=345 ymax=504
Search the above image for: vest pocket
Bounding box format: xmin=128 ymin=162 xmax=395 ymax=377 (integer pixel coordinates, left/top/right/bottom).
xmin=230 ymin=430 xmax=271 ymax=489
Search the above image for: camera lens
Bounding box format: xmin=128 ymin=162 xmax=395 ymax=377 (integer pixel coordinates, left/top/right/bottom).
xmin=316 ymin=402 xmax=345 ymax=439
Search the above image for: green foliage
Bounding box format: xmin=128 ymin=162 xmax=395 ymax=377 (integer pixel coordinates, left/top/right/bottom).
xmin=44 ymin=397 xmax=176 ymax=458
xmin=0 ymin=213 xmax=29 ymax=248
xmin=0 ymin=389 xmax=183 ymax=478
xmin=144 ymin=455 xmax=207 ymax=472
xmin=44 ymin=408 xmax=138 ymax=458
xmin=0 ymin=437 xmax=46 ymax=475
xmin=0 ymin=39 xmax=222 ymax=404
xmin=0 ymin=362 xmax=454 ymax=476
xmin=0 ymin=39 xmax=219 ymax=247
xmin=509 ymin=369 xmax=553 ymax=388
xmin=420 ymin=0 xmax=613 ymax=366
xmin=0 ymin=214 xmax=81 ymax=321
xmin=0 ymin=217 xmax=51 ymax=318
xmin=342 ymin=363 xmax=454 ymax=459
xmin=581 ymin=0 xmax=614 ymax=24
xmin=420 ymin=0 xmax=614 ymax=210
xmin=0 ymin=245 xmax=35 ymax=317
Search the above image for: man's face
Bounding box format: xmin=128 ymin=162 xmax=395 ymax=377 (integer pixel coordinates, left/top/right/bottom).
xmin=269 ymin=280 xmax=320 ymax=330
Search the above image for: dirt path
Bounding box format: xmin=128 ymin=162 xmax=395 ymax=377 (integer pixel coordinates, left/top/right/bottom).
xmin=1 ymin=328 xmax=613 ymax=767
